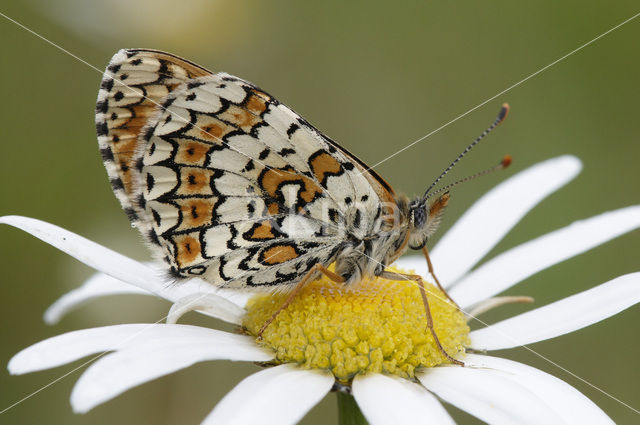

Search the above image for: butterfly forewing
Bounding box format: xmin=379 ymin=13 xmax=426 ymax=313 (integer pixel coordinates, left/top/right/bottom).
xmin=95 ymin=49 xmax=212 ymax=231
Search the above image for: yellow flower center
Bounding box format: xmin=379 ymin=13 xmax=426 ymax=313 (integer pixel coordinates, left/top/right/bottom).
xmin=243 ymin=266 xmax=469 ymax=380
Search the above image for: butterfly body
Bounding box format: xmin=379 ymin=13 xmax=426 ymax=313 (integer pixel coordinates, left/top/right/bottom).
xmin=96 ymin=49 xmax=446 ymax=292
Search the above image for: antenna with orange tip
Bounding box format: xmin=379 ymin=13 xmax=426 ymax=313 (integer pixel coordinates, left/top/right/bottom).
xmin=423 ymin=103 xmax=510 ymax=199
xmin=425 ymin=154 xmax=512 ymax=201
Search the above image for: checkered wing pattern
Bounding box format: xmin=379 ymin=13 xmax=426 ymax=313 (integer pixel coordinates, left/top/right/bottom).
xmin=96 ymin=50 xmax=388 ymax=290
xmin=95 ymin=49 xmax=212 ymax=233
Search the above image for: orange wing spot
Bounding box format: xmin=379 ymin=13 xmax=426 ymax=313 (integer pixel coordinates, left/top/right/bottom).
xmin=118 ymin=105 xmax=157 ymax=130
xmin=176 ymin=168 xmax=214 ymax=196
xmin=121 ymin=116 xmax=151 ymax=133
xmin=245 ymin=94 xmax=268 ymax=115
xmin=267 ymin=202 xmax=280 ymax=215
xmin=192 ymin=115 xmax=235 ymax=143
xmin=299 ymin=177 xmax=323 ymax=203
xmin=173 ymin=234 xmax=202 ymax=267
xmin=120 ymin=168 xmax=135 ymax=195
xmin=177 ymin=199 xmax=214 ymax=229
xmin=251 ymin=89 xmax=271 ymax=102
xmin=108 ymin=128 xmax=137 ymax=142
xmin=111 ymin=137 xmax=137 ymax=155
xmin=261 ymin=168 xmax=323 ymax=203
xmin=248 ymin=220 xmax=275 ymax=240
xmin=310 ymin=152 xmax=342 ymax=184
xmin=175 ymin=140 xmax=210 ymax=166
xmin=202 ymin=123 xmax=225 ymax=139
xmin=218 ymin=104 xmax=262 ymax=131
xmin=109 ymin=144 xmax=138 ymax=195
xmin=262 ymin=245 xmax=299 ymax=265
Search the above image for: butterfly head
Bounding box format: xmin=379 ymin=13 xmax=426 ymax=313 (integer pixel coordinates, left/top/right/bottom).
xmin=407 ymin=192 xmax=450 ymax=250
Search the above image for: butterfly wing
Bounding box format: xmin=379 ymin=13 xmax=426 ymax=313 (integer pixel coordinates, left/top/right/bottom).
xmin=95 ymin=49 xmax=212 ymax=228
xmin=96 ymin=49 xmax=391 ymax=290
xmin=137 ymin=72 xmax=391 ymax=289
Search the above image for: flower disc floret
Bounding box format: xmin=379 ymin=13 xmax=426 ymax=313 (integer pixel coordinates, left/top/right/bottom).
xmin=243 ymin=267 xmax=470 ymax=380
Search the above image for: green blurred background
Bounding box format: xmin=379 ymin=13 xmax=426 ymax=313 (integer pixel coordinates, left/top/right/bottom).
xmin=1 ymin=1 xmax=639 ymax=424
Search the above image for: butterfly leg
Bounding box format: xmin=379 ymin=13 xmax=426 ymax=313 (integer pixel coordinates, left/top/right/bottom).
xmin=380 ymin=270 xmax=464 ymax=366
xmin=257 ymin=264 xmax=345 ymax=339
xmin=422 ymin=246 xmax=460 ymax=310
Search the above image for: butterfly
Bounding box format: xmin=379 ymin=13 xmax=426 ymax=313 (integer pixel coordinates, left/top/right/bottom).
xmin=96 ymin=49 xmax=508 ymax=364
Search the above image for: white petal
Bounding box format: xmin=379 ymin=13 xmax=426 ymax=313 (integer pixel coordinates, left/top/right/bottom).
xmin=0 ymin=216 xmax=249 ymax=319
xmin=202 ymin=364 xmax=333 ymax=425
xmin=212 ymin=287 xmax=253 ymax=309
xmin=46 ymin=274 xmax=249 ymax=325
xmin=451 ymin=206 xmax=640 ymax=308
xmin=9 ymin=324 xmax=269 ymax=375
xmin=469 ymin=272 xmax=640 ymax=350
xmin=353 ymin=374 xmax=455 ymax=425
xmin=167 ymin=293 xmax=245 ymax=325
xmin=71 ymin=333 xmax=272 ymax=413
xmin=0 ymin=216 xmax=165 ymax=293
xmin=9 ymin=324 xmax=148 ymax=374
xmin=463 ymin=354 xmax=614 ymax=424
xmin=430 ymin=156 xmax=581 ymax=287
xmin=418 ymin=365 xmax=564 ymax=424
xmin=466 ymin=296 xmax=534 ymax=318
xmin=44 ymin=272 xmax=150 ymax=325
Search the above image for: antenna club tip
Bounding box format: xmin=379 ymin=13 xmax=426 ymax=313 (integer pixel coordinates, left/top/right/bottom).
xmin=501 ymin=154 xmax=512 ymax=168
xmin=497 ymin=103 xmax=510 ymax=124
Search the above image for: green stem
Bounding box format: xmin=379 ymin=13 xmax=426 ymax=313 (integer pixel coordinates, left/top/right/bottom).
xmin=337 ymin=392 xmax=368 ymax=425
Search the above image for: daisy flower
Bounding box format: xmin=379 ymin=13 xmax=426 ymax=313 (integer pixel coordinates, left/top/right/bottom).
xmin=3 ymin=155 xmax=640 ymax=424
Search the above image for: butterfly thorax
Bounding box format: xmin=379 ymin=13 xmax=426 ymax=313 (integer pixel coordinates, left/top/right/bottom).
xmin=331 ymin=190 xmax=449 ymax=285
xmin=332 ymin=193 xmax=411 ymax=285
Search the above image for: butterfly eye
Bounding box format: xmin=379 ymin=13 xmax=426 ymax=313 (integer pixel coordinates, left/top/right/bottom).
xmin=410 ymin=204 xmax=427 ymax=229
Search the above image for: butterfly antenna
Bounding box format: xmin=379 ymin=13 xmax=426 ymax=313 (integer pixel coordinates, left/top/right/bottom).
xmin=425 ymin=155 xmax=512 ymax=201
xmin=423 ymin=103 xmax=510 ymax=199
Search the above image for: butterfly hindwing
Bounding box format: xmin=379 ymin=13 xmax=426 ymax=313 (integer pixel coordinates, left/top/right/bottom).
xmin=96 ymin=49 xmax=390 ymax=290
xmin=135 ymin=74 xmax=383 ymax=288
